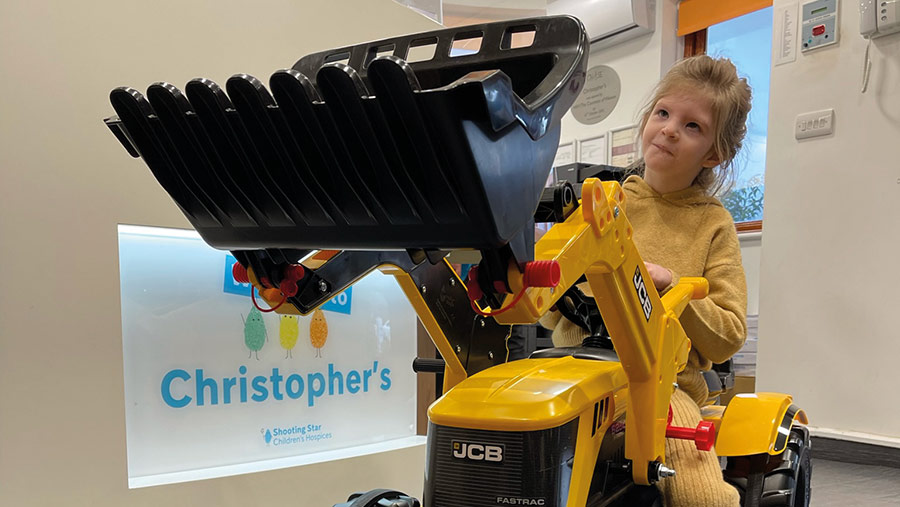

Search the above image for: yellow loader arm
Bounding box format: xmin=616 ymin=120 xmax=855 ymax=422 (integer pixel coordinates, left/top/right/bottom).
xmin=479 ymin=178 xmax=708 ymax=485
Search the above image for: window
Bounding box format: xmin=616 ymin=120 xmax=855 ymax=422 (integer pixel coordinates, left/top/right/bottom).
xmin=683 ymin=4 xmax=773 ymax=231
xmin=707 ymin=7 xmax=773 ymax=226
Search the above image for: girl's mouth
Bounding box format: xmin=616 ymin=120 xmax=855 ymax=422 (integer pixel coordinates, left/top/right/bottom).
xmin=652 ymin=143 xmax=673 ymax=156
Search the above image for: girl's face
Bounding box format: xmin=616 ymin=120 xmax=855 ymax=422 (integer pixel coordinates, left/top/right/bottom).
xmin=641 ymin=90 xmax=719 ymax=193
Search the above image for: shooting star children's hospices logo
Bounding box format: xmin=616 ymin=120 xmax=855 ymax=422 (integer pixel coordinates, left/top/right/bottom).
xmin=262 ymin=424 xmax=333 ymax=446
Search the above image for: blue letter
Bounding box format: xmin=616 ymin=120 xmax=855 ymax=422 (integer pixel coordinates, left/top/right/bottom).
xmin=328 ymin=363 xmax=343 ymax=395
xmin=161 ymin=369 xmax=192 ymax=408
xmin=285 ymin=374 xmax=304 ymax=399
xmin=270 ymin=368 xmax=284 ymax=401
xmin=196 ymin=369 xmax=218 ymax=406
xmin=239 ymin=365 xmax=248 ymax=402
xmin=223 ymin=377 xmax=236 ymax=404
xmin=380 ymin=369 xmax=392 ymax=391
xmin=251 ymin=376 xmax=269 ymax=402
xmin=308 ymin=372 xmax=325 ymax=407
xmin=347 ymin=370 xmax=361 ymax=394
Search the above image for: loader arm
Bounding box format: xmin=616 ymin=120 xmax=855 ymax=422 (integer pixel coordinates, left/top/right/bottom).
xmin=475 ymin=178 xmax=708 ymax=485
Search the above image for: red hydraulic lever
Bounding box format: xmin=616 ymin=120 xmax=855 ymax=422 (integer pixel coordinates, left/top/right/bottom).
xmin=666 ymin=406 xmax=717 ymax=451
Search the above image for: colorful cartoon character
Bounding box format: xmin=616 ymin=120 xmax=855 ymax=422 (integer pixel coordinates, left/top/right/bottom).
xmin=242 ymin=306 xmax=267 ymax=360
xmin=309 ymin=309 xmax=328 ymax=358
xmin=279 ymin=314 xmax=299 ymax=358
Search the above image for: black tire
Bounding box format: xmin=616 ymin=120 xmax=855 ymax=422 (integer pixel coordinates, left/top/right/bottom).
xmin=333 ymin=489 xmax=420 ymax=507
xmin=790 ymin=429 xmax=811 ymax=507
xmin=745 ymin=468 xmax=765 ymax=507
xmin=724 ymin=426 xmax=811 ymax=507
xmin=610 ymin=485 xmax=662 ymax=507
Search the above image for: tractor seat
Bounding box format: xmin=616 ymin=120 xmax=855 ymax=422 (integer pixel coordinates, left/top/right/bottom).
xmin=705 ymin=359 xmax=736 ymax=402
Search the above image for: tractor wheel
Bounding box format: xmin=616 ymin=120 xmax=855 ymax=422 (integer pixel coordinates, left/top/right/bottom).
xmin=333 ymin=489 xmax=420 ymax=507
xmin=724 ymin=426 xmax=811 ymax=507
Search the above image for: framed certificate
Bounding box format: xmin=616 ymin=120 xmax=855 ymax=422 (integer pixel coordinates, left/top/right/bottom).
xmin=553 ymin=140 xmax=577 ymax=168
xmin=609 ymin=125 xmax=640 ymax=167
xmin=578 ymin=134 xmax=608 ymax=165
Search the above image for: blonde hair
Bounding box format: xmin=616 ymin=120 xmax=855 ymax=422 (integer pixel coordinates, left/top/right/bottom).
xmin=636 ymin=55 xmax=752 ymax=195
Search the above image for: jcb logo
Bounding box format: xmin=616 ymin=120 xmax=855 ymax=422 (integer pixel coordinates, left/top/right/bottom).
xmin=452 ymin=440 xmax=504 ymax=462
xmin=633 ymin=266 xmax=652 ymax=321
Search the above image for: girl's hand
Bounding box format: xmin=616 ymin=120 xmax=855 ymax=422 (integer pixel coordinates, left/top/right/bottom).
xmin=644 ymin=262 xmax=672 ymax=291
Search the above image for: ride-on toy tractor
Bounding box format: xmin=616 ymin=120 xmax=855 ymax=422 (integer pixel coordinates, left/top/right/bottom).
xmin=104 ymin=16 xmax=811 ymax=507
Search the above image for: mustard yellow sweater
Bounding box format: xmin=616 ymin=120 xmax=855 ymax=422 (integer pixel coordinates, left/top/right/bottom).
xmin=545 ymin=175 xmax=748 ymax=405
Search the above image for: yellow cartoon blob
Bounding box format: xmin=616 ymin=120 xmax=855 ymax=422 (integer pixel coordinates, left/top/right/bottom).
xmin=309 ymin=309 xmax=328 ymax=358
xmin=279 ymin=315 xmax=299 ymax=358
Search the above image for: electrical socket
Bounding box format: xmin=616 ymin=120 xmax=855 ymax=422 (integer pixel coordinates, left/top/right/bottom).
xmin=795 ymin=108 xmax=834 ymax=140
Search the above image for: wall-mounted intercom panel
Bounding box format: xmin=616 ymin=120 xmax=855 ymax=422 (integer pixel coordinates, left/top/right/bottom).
xmin=860 ymin=0 xmax=900 ymax=38
xmin=802 ymin=0 xmax=840 ymax=52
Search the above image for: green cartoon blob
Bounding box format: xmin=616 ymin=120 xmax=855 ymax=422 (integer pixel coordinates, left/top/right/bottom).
xmin=279 ymin=315 xmax=299 ymax=359
xmin=242 ymin=306 xmax=267 ymax=360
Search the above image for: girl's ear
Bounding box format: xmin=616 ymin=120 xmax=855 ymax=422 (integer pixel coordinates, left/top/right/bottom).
xmin=701 ymin=148 xmax=720 ymax=169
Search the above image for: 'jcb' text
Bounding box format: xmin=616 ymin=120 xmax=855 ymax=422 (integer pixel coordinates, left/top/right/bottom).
xmin=452 ymin=441 xmax=504 ymax=462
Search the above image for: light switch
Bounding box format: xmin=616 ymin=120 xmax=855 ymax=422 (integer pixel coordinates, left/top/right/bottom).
xmin=795 ymin=108 xmax=834 ymax=139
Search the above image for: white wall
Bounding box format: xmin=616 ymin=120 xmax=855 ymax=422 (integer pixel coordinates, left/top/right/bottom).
xmin=740 ymin=233 xmax=763 ymax=316
xmin=559 ymin=0 xmax=680 ymax=146
xmin=757 ymin=1 xmax=900 ymax=444
xmin=0 ymin=1 xmax=439 ymax=505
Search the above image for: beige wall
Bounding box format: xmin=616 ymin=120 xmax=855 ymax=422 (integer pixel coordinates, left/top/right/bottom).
xmin=0 ymin=1 xmax=439 ymax=505
xmin=758 ymin=1 xmax=900 ymax=444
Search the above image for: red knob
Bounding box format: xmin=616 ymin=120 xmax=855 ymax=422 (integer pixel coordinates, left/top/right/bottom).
xmin=523 ymin=260 xmax=561 ymax=288
xmin=283 ymin=264 xmax=305 ymax=282
xmin=279 ymin=264 xmax=306 ymax=297
xmin=279 ymin=280 xmax=297 ymax=297
xmin=666 ymin=420 xmax=717 ymax=452
xmin=232 ymin=262 xmax=249 ymax=284
xmin=694 ymin=421 xmax=716 ymax=451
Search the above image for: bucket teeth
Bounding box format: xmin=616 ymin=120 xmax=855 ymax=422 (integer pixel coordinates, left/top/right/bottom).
xmin=105 ymin=16 xmax=589 ymax=254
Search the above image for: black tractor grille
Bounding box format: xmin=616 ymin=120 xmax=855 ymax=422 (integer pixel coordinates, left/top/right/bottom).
xmin=424 ymin=420 xmax=578 ymax=507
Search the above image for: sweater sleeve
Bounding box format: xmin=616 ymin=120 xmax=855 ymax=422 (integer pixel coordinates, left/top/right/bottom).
xmin=678 ymin=222 xmax=748 ymax=364
xmin=538 ymin=309 xmax=563 ymax=330
xmin=538 ymin=309 xmax=589 ymax=347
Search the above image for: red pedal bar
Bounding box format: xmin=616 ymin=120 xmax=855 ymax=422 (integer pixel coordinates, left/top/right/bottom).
xmin=666 ymin=406 xmax=717 ymax=451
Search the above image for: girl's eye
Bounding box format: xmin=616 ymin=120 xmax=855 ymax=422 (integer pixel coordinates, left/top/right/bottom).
xmin=686 ymin=122 xmax=700 ymax=131
xmin=656 ymin=109 xmax=669 ymax=118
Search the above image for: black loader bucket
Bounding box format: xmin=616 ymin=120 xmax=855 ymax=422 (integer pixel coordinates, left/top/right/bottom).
xmin=105 ymin=16 xmax=588 ymax=260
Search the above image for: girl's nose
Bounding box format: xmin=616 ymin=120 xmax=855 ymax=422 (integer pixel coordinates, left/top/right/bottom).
xmin=661 ymin=124 xmax=678 ymax=139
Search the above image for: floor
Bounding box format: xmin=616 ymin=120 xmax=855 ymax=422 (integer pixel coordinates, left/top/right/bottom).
xmin=811 ymin=459 xmax=900 ymax=506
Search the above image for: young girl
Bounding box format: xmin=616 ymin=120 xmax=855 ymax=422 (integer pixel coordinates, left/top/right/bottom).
xmin=543 ymin=55 xmax=751 ymax=506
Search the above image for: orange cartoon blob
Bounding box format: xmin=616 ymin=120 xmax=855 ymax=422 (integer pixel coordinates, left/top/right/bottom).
xmin=309 ymin=309 xmax=328 ymax=358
